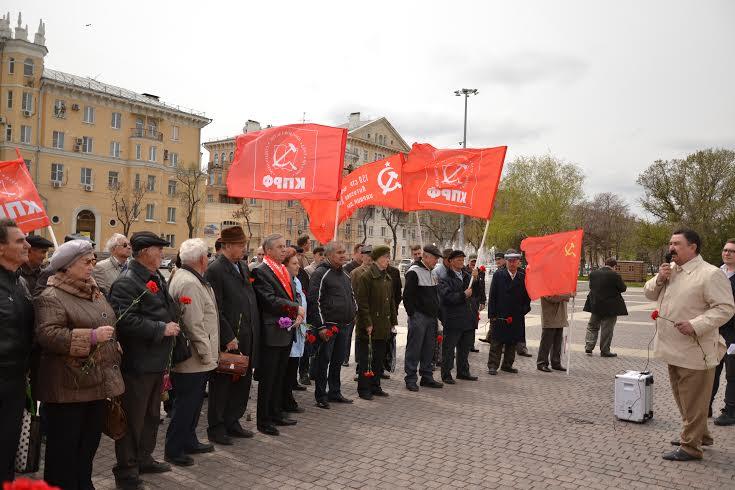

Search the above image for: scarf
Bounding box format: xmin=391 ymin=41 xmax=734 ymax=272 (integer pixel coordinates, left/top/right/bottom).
xmin=48 ymin=271 xmax=101 ymax=301
xmin=263 ymin=255 xmax=293 ymax=300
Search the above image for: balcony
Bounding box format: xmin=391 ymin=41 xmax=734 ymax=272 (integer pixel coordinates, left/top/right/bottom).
xmin=130 ymin=128 xmax=163 ymax=141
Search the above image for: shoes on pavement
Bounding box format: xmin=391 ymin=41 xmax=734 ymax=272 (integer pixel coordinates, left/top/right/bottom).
xmin=208 ymin=432 xmax=233 ymax=446
xmin=537 ymin=366 xmax=552 ymax=373
xmin=316 ymin=400 xmax=331 ymax=409
xmin=139 ymin=460 xmax=171 ymax=474
xmin=342 ymin=361 xmax=349 ymax=367
xmin=585 ymin=349 xmax=593 ymax=355
xmin=420 ymin=378 xmax=443 ymax=388
xmin=353 ymin=375 xmax=359 ymax=381
xmin=456 ymin=374 xmax=478 ymax=381
xmin=517 ymin=351 xmax=533 ymax=357
xmin=227 ymin=423 xmax=254 ymax=438
xmin=186 ymin=442 xmax=214 ymax=454
xmin=283 ymin=406 xmax=306 ymax=414
xmin=358 ymin=393 xmax=374 ymax=400
xmin=257 ymin=424 xmax=279 ymax=436
xmin=714 ymin=412 xmax=735 ymax=426
xmin=500 ymin=366 xmax=519 ymax=374
xmin=406 ymin=384 xmax=419 ymax=392
xmin=442 ymin=376 xmax=456 ymax=385
xmin=372 ymin=390 xmax=389 ymax=397
xmin=292 ymin=384 xmax=307 ymax=391
xmin=478 ymin=338 xmax=490 ymax=343
xmin=470 ymin=348 xmax=480 ymax=353
xmin=273 ymin=417 xmax=297 ymax=426
xmin=671 ymin=439 xmax=712 ymax=447
xmin=328 ymin=394 xmax=353 ymax=404
xmin=487 ymin=368 xmax=498 ymax=375
xmin=299 ymin=375 xmax=311 ymax=386
xmin=115 ymin=477 xmax=144 ymax=490
xmin=551 ymin=365 xmax=567 ymax=372
xmin=662 ymin=448 xmax=700 ymax=461
xmin=601 ymin=352 xmax=618 ymax=358
xmin=164 ymin=454 xmax=194 ymax=467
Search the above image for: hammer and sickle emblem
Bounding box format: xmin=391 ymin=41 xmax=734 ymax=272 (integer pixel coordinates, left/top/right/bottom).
xmin=564 ymin=242 xmax=576 ymax=257
xmin=377 ymin=163 xmax=402 ymax=195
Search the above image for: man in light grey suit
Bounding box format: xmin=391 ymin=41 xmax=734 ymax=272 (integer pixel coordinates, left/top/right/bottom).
xmin=93 ymin=233 xmax=130 ymax=295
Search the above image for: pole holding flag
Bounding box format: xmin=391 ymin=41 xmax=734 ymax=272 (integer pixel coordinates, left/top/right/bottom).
xmin=332 ymin=201 xmax=340 ymax=242
xmin=415 ymin=211 xmax=423 ymax=245
xmin=468 ymin=219 xmax=491 ymax=288
xmin=566 ymin=296 xmax=576 ymax=375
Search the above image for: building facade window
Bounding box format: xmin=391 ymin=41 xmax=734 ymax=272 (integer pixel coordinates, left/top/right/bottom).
xmin=380 ymin=227 xmax=386 ymax=237
xmin=52 ymin=131 xmax=64 ymax=150
xmin=170 ymin=152 xmax=178 ymax=166
xmin=51 ymin=163 xmax=64 ymax=182
xmin=207 ymin=194 xmax=214 ymax=203
xmin=24 ymin=160 xmax=31 ymax=172
xmin=345 ymin=223 xmax=351 ymax=236
xmin=213 ymin=153 xmax=219 ymax=165
xmin=80 ymin=168 xmax=92 ymax=186
xmin=23 ymin=58 xmax=34 ymax=77
xmin=83 ymin=106 xmax=95 ymax=124
xmin=172 ymin=126 xmax=179 ymax=141
xmin=208 ymin=172 xmax=214 ymax=185
xmin=368 ymin=226 xmax=374 ymax=237
xmin=53 ymin=99 xmax=65 ymax=117
xmin=145 ymin=204 xmax=155 ymax=220
xmin=287 ymin=200 xmax=295 ymax=208
xmin=20 ymin=125 xmax=31 ymax=144
xmin=216 ymin=173 xmax=222 ymax=185
xmin=111 ymin=112 xmax=122 ymax=129
xmin=110 ymin=141 xmax=121 ymax=158
xmin=146 ymin=175 xmax=156 ymax=192
xmin=363 ymin=149 xmax=368 ymax=161
xmin=165 ymin=234 xmax=175 ymax=248
xmin=135 ymin=144 xmax=142 ymax=160
xmin=108 ymin=171 xmax=119 ymax=188
xmin=229 ymin=151 xmax=234 ymax=162
xmin=249 ymin=198 xmax=257 ymax=205
xmin=167 ymin=207 xmax=176 ymax=223
xmin=6 ymin=90 xmax=12 ymax=109
xmin=5 ymin=125 xmax=12 ymax=142
xmin=149 ymin=146 xmax=157 ymax=162
xmin=134 ymin=173 xmax=141 ymax=190
xmin=221 ymin=152 xmax=226 ymax=164
xmin=168 ymin=180 xmax=176 ymax=196
xmin=21 ymin=92 xmax=32 ymax=112
xmin=82 ymin=136 xmax=93 ymax=153
xmin=8 ymin=58 xmax=14 ymax=74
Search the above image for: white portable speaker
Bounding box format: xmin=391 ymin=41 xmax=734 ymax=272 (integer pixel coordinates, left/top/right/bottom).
xmin=614 ymin=370 xmax=654 ymax=423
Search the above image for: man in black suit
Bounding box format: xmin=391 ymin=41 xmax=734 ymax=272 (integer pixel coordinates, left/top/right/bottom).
xmin=205 ymin=226 xmax=260 ymax=445
xmin=583 ymin=258 xmax=628 ymax=357
xmin=711 ymin=238 xmax=735 ymax=425
xmin=252 ymin=234 xmax=304 ymax=436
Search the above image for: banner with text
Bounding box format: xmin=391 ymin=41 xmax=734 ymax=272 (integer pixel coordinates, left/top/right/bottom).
xmin=0 ymin=151 xmax=51 ymax=233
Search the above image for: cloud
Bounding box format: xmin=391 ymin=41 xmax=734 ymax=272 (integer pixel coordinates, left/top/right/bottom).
xmin=463 ymin=51 xmax=589 ymax=87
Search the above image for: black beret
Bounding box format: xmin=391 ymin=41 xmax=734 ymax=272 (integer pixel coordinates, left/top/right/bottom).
xmin=130 ymin=231 xmax=170 ymax=252
xmin=422 ymin=245 xmax=442 ymax=258
xmin=26 ymin=235 xmax=54 ymax=249
xmin=448 ymin=250 xmax=466 ymax=260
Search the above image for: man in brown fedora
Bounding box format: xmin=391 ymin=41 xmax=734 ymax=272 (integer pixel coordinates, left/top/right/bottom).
xmin=205 ymin=226 xmax=260 ymax=445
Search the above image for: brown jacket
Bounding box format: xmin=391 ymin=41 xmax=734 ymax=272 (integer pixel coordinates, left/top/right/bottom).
xmin=540 ymin=294 xmax=572 ymax=328
xmin=34 ymin=273 xmax=125 ymax=403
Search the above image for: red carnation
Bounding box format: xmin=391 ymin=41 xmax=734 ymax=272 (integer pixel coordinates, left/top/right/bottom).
xmin=146 ymin=280 xmax=159 ymax=294
xmin=324 ymin=330 xmax=333 ymax=339
xmin=651 ymin=310 xmax=659 ymax=320
xmin=479 ymin=266 xmax=486 ymax=272
xmin=306 ymin=333 xmax=317 ymax=344
xmin=437 ymin=334 xmax=443 ymax=344
xmin=363 ymin=370 xmax=375 ymax=378
xmin=248 ymin=277 xmax=255 ymax=284
xmin=505 ymin=316 xmax=513 ymax=324
xmin=179 ymin=296 xmax=192 ymax=305
xmin=3 ymin=480 xmax=60 ymax=490
xmin=331 ymin=325 xmax=339 ymax=334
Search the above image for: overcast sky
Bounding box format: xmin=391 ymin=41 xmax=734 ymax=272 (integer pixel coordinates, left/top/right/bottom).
xmin=11 ymin=0 xmax=735 ymax=212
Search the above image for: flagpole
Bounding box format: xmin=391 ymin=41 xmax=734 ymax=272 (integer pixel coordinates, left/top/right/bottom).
xmin=415 ymin=211 xmax=423 ymax=245
xmin=566 ymin=296 xmax=575 ymax=376
xmin=332 ymin=201 xmax=340 ymax=242
xmin=46 ymin=226 xmax=59 ymax=249
xmin=468 ymin=219 xmax=491 ymax=288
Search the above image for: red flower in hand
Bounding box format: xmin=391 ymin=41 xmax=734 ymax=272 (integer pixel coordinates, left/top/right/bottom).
xmin=437 ymin=334 xmax=444 ymax=344
xmin=306 ymin=333 xmax=317 ymax=344
xmin=146 ymin=280 xmax=159 ymax=294
xmin=248 ymin=277 xmax=255 ymax=284
xmin=651 ymin=310 xmax=659 ymax=320
xmin=331 ymin=325 xmax=339 ymax=334
xmin=479 ymin=266 xmax=486 ymax=272
xmin=363 ymin=370 xmax=375 ymax=378
xmin=505 ymin=316 xmax=513 ymax=324
xmin=324 ymin=329 xmax=333 ymax=339
xmin=179 ymin=296 xmax=192 ymax=305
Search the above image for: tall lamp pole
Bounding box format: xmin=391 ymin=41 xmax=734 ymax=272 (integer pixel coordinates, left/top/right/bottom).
xmin=454 ymin=88 xmax=478 ymax=250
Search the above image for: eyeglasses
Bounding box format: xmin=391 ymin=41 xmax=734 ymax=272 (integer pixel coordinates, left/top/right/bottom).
xmin=120 ymin=243 xmax=130 ymax=248
xmin=723 ymin=249 xmax=735 ymax=254
xmin=82 ymin=258 xmax=97 ymax=266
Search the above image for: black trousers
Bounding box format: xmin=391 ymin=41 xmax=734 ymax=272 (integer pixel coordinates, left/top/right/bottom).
xmin=0 ymin=382 xmax=27 ymax=484
xmin=208 ymin=369 xmax=252 ymax=437
xmin=166 ymin=371 xmax=209 ymax=457
xmin=356 ymin=338 xmax=387 ymax=396
xmin=114 ymin=372 xmax=163 ymax=480
xmin=281 ymin=357 xmax=300 ymax=411
xmin=314 ymin=325 xmax=349 ymax=402
xmin=441 ymin=329 xmax=474 ymax=379
xmin=44 ymin=400 xmax=106 ymax=490
xmin=537 ymin=328 xmax=564 ymax=368
xmin=711 ymin=353 xmax=735 ymax=412
xmin=256 ymin=345 xmax=290 ymax=427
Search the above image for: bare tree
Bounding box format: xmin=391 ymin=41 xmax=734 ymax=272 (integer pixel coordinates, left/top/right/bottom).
xmin=423 ymin=212 xmax=461 ymax=248
xmin=356 ymin=207 xmax=374 ymax=245
xmin=232 ymin=201 xmax=254 ymax=251
xmin=175 ymin=163 xmax=207 ymax=239
xmin=110 ymin=181 xmax=146 ymax=237
xmin=380 ymin=207 xmax=409 ymax=260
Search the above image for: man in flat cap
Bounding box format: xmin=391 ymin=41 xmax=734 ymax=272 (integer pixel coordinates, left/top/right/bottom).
xmin=403 ymin=245 xmax=444 ymax=391
xmin=348 ymin=244 xmax=373 ymax=368
xmin=480 ymin=252 xmax=508 ymax=344
xmin=109 ymin=231 xmax=181 ymax=489
xmin=487 ymin=249 xmax=532 ymax=375
xmin=94 ymin=233 xmax=131 ymax=296
xmin=438 ymin=250 xmax=483 ymax=383
xmin=21 ymin=235 xmax=53 ymax=293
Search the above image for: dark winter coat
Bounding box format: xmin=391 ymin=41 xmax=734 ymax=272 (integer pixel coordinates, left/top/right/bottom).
xmin=0 ymin=266 xmax=34 ymax=394
xmin=438 ymin=268 xmax=483 ymax=331
xmin=487 ymin=268 xmax=531 ymax=343
xmin=252 ymin=262 xmax=301 ymax=348
xmin=355 ymin=264 xmax=397 ymax=340
xmin=306 ymin=260 xmax=357 ymax=330
xmin=583 ymin=266 xmax=628 ymax=317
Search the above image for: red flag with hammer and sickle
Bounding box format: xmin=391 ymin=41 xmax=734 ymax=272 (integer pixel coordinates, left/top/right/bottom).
xmin=521 ymin=229 xmax=584 ymax=300
xmin=226 ymin=124 xmax=347 ymax=200
xmin=0 ymin=150 xmax=51 ymax=233
xmin=402 ymin=143 xmax=507 ymax=218
xmin=302 ymin=154 xmax=405 ymax=243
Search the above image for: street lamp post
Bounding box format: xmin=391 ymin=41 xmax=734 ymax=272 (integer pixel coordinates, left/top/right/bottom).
xmin=454 ymin=88 xmax=478 ymax=250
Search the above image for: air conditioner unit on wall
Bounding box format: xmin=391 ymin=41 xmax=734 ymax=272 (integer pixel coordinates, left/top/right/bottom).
xmin=83 ymin=184 xmax=93 ymax=192
xmin=22 ymin=110 xmax=32 ymax=117
xmin=0 ymin=116 xmax=5 ymax=124
xmin=71 ymin=104 xmax=80 ymax=111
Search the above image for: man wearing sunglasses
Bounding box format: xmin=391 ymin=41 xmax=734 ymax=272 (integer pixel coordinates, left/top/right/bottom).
xmin=710 ymin=239 xmax=735 ymax=426
xmin=94 ymin=233 xmax=131 ymax=296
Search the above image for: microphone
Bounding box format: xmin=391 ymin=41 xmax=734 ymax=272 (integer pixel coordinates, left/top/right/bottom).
xmin=664 ymin=252 xmax=673 ymax=263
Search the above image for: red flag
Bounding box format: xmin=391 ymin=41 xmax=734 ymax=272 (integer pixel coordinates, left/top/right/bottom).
xmin=521 ymin=229 xmax=584 ymax=300
xmin=0 ymin=151 xmax=51 ymax=233
xmin=302 ymin=154 xmax=405 ymax=242
xmin=226 ymin=124 xmax=347 ymax=200
xmin=402 ymin=143 xmax=506 ymax=218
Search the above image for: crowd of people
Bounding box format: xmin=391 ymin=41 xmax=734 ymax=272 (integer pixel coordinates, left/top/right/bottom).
xmin=1 ymin=220 xmax=734 ymax=489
